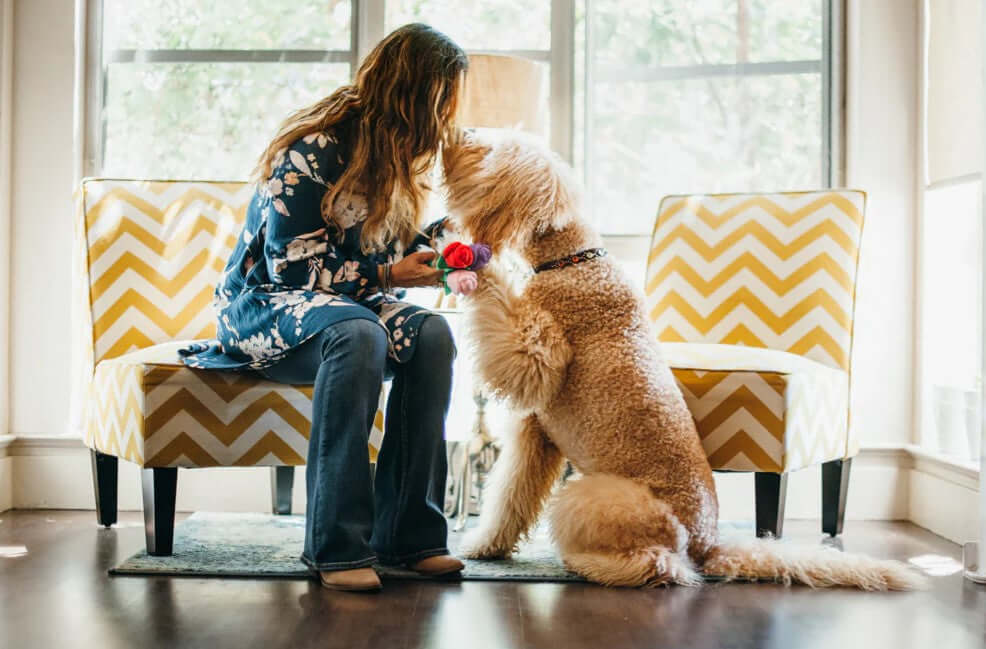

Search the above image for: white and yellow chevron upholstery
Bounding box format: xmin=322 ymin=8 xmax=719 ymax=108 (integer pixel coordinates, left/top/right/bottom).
xmin=646 ymin=190 xmax=865 ymax=472
xmin=661 ymin=343 xmax=849 ymax=472
xmin=75 ymin=179 xmax=386 ymax=468
xmin=86 ymin=341 xmax=386 ymax=468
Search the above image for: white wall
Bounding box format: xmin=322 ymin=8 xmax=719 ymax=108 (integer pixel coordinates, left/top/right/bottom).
xmin=845 ymin=0 xmax=920 ymax=447
xmin=9 ymin=0 xmax=76 ymax=437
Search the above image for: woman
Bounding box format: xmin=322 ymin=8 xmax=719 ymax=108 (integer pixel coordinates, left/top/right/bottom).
xmin=181 ymin=24 xmax=468 ymax=591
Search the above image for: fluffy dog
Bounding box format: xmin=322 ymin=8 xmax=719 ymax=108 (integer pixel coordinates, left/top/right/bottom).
xmin=441 ymin=129 xmax=924 ymax=590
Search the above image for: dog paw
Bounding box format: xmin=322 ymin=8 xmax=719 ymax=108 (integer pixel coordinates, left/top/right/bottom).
xmin=461 ymin=546 xmax=512 ymax=560
xmin=459 ymin=534 xmax=512 ymax=560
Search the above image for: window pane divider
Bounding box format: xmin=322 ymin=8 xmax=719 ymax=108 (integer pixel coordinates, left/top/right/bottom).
xmin=550 ymin=0 xmax=575 ymax=162
xmin=820 ymin=0 xmax=845 ymax=188
xmin=355 ymin=0 xmax=384 ymax=67
xmin=104 ymin=49 xmax=353 ymax=65
xmin=593 ymin=59 xmax=822 ymax=84
xmin=468 ymin=49 xmax=550 ymax=62
xmin=82 ymin=0 xmax=104 ymax=178
xmin=926 ymin=172 xmax=983 ymax=191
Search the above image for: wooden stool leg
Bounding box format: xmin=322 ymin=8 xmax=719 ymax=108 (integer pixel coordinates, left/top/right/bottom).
xmin=822 ymin=458 xmax=852 ymax=536
xmin=271 ymin=466 xmax=294 ymax=515
xmin=755 ymin=472 xmax=788 ymax=539
xmin=142 ymin=467 xmax=178 ymax=556
xmin=90 ymin=450 xmax=118 ymax=528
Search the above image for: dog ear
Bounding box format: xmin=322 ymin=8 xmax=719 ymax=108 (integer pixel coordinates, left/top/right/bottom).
xmin=442 ymin=132 xmax=507 ymax=246
xmin=441 ymin=128 xmax=482 ymax=181
xmin=465 ymin=202 xmax=526 ymax=254
xmin=483 ymin=139 xmax=580 ymax=246
xmin=442 ymin=129 xmax=581 ymax=253
xmin=530 ymin=152 xmax=580 ymax=236
xmin=441 ymin=128 xmax=465 ymax=179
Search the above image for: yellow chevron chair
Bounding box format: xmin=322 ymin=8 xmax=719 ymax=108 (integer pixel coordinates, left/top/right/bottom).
xmin=75 ymin=179 xmax=387 ymax=555
xmin=646 ymin=190 xmax=865 ymax=538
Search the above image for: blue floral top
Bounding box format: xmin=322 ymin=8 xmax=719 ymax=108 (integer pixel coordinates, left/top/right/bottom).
xmin=180 ymin=123 xmax=443 ymax=371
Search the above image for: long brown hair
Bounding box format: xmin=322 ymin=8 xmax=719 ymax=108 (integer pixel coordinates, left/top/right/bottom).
xmin=255 ymin=24 xmax=468 ymax=252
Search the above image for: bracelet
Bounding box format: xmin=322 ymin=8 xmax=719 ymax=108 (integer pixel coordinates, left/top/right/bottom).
xmin=382 ymin=263 xmax=392 ymax=292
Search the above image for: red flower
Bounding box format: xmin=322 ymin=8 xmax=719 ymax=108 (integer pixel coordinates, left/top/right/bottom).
xmin=442 ymin=241 xmax=475 ymax=269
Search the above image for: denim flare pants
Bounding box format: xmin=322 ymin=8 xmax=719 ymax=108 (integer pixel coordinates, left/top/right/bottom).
xmin=259 ymin=315 xmax=454 ymax=571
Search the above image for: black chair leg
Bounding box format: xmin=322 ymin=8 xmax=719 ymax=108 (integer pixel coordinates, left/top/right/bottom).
xmin=822 ymin=458 xmax=852 ymax=536
xmin=142 ymin=467 xmax=178 ymax=556
xmin=90 ymin=450 xmax=118 ymax=528
xmin=755 ymin=472 xmax=788 ymax=538
xmin=271 ymin=466 xmax=294 ymax=515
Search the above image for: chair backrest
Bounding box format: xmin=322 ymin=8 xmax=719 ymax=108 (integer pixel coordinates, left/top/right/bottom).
xmin=74 ymin=179 xmax=252 ymax=369
xmin=644 ymin=190 xmax=866 ymax=371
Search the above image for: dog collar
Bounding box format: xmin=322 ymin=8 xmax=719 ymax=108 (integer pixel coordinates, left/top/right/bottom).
xmin=534 ymin=248 xmax=608 ymax=273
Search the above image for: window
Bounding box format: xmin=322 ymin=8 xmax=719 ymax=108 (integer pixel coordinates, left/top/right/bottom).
xmin=91 ymin=0 xmax=355 ymax=180
xmin=917 ymin=0 xmax=983 ymax=463
xmin=920 ymin=180 xmax=982 ymax=462
xmin=386 ymin=0 xmax=550 ymax=50
xmin=579 ymin=0 xmax=835 ymax=233
xmin=87 ymin=1 xmax=839 ymax=233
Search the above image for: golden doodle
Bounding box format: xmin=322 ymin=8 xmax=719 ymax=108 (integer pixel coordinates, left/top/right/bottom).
xmin=441 ymin=129 xmax=924 ymax=590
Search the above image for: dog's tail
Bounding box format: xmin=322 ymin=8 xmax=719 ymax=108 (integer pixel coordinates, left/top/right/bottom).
xmin=701 ymin=538 xmax=927 ymax=591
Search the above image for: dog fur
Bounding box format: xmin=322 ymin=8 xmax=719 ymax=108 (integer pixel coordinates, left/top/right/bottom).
xmin=441 ymin=129 xmax=926 ymax=591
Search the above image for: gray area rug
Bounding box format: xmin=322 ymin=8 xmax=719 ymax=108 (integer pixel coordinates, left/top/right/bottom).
xmin=111 ymin=512 xmax=754 ymax=582
xmin=111 ymin=512 xmax=584 ymax=582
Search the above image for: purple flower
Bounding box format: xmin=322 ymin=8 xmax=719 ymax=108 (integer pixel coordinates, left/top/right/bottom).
xmin=468 ymin=243 xmax=492 ymax=270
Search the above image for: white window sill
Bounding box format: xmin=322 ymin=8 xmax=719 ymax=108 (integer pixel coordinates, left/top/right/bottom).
xmin=905 ymin=444 xmax=981 ymax=489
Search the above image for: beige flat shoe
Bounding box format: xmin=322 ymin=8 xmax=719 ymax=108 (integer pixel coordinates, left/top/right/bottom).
xmin=319 ymin=567 xmax=382 ymax=592
xmin=408 ymin=555 xmax=464 ymax=576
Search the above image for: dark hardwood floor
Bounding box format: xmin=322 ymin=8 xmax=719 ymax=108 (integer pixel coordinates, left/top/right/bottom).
xmin=1 ymin=510 xmax=984 ymax=649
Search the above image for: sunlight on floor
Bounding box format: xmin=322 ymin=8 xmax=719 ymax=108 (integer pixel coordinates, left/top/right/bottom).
xmin=0 ymin=545 xmax=28 ymax=558
xmin=907 ymin=554 xmax=963 ymax=576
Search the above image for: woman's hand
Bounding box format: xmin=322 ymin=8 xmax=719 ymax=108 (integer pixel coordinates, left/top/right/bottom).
xmin=384 ymin=251 xmax=445 ymax=288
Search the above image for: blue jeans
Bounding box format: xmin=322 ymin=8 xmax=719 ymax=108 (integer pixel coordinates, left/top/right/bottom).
xmin=259 ymin=316 xmax=455 ymax=571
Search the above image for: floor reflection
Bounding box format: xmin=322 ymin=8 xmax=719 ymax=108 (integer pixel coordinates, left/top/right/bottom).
xmin=2 ymin=511 xmax=985 ymax=649
xmin=0 ymin=544 xmax=28 ymax=558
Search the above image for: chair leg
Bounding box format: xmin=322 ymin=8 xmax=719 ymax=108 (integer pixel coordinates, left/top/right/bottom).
xmin=822 ymin=458 xmax=852 ymax=536
xmin=755 ymin=472 xmax=788 ymax=539
xmin=90 ymin=450 xmax=118 ymax=528
xmin=142 ymin=467 xmax=178 ymax=556
xmin=271 ymin=466 xmax=294 ymax=515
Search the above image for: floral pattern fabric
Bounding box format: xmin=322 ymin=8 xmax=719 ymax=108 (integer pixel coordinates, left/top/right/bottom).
xmin=180 ymin=125 xmax=443 ymax=371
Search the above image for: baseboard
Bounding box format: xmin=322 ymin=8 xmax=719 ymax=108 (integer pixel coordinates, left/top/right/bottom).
xmin=6 ymin=435 xmax=915 ymax=524
xmin=0 ymin=435 xmax=13 ymax=512
xmin=905 ymin=445 xmax=980 ymax=544
xmin=9 ymin=437 xmax=305 ymax=513
xmin=713 ymin=446 xmax=911 ymax=522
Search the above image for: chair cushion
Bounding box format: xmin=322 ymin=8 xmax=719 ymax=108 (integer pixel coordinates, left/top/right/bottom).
xmin=660 ymin=343 xmax=850 ymax=473
xmin=84 ymin=341 xmax=385 ymax=468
